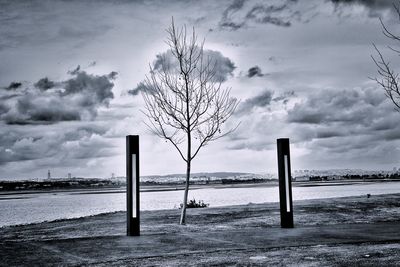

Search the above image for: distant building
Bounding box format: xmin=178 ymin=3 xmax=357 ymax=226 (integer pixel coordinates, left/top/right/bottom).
xmin=68 ymin=173 xmax=71 ymax=179
xmin=294 ymin=176 xmax=310 ymax=182
xmin=47 ymin=170 xmax=51 ymax=180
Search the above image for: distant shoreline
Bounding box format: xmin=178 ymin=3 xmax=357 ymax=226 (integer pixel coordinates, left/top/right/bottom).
xmin=1 ymin=179 xmax=399 ymax=197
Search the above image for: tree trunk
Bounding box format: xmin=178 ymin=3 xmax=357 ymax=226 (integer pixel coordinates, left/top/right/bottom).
xmin=180 ymin=73 xmax=191 ymax=225
xmin=180 ymin=160 xmax=191 ymax=225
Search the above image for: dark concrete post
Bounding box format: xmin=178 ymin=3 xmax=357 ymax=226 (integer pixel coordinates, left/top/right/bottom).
xmin=277 ymin=138 xmax=294 ymax=228
xmin=126 ymin=135 xmax=140 ymax=236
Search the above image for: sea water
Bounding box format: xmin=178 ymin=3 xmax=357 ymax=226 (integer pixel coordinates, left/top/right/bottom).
xmin=0 ymin=182 xmax=399 ymax=227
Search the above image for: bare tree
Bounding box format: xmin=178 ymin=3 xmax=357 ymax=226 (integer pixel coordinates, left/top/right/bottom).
xmin=141 ymin=19 xmax=239 ymax=225
xmin=372 ymin=3 xmax=400 ymax=111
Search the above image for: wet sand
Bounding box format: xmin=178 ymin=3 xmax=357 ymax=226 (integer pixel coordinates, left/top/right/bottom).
xmin=1 ymin=193 xmax=399 ymax=266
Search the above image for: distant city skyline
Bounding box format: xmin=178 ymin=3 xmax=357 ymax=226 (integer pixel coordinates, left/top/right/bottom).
xmin=4 ymin=167 xmax=400 ymax=181
xmin=1 ymin=0 xmax=400 ymax=179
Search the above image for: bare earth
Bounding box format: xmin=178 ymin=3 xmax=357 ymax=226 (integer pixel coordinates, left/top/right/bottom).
xmin=1 ymin=193 xmax=400 ymax=266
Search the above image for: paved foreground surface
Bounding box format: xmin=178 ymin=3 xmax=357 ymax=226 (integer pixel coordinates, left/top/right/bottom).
xmin=1 ymin=193 xmax=400 ymax=266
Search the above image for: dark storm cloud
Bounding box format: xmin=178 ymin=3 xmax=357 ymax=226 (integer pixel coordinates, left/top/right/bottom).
xmin=285 ymin=87 xmax=400 ymax=153
xmin=245 ymin=4 xmax=291 ymax=27
xmin=272 ymin=91 xmax=295 ymax=103
xmin=0 ymin=125 xmax=113 ymax=165
xmin=0 ymin=69 xmax=116 ymax=124
xmin=218 ymin=0 xmax=300 ymax=30
xmin=224 ymin=0 xmax=247 ymax=15
xmin=236 ymin=90 xmax=295 ymax=115
xmin=219 ymin=0 xmax=247 ymax=30
xmin=129 ymin=48 xmax=235 ymax=97
xmin=63 ymin=70 xmax=115 ymax=104
xmin=34 ymin=77 xmax=55 ymax=90
xmin=217 ymin=0 xmax=394 ymax=32
xmin=3 ymin=82 xmax=22 ymax=90
xmin=13 ymin=95 xmax=81 ymax=124
xmin=128 ymin=82 xmax=150 ymax=96
xmin=229 ymin=87 xmax=400 ymax=156
xmin=315 ymin=129 xmax=345 ymax=139
xmin=287 ymin=87 xmax=386 ymax=125
xmin=203 ymin=50 xmax=236 ymax=82
xmin=237 ymin=90 xmax=273 ymax=114
xmin=108 ymin=71 xmax=118 ymax=80
xmin=68 ymin=65 xmax=81 ymax=75
xmin=247 ymin=66 xmax=264 ymax=78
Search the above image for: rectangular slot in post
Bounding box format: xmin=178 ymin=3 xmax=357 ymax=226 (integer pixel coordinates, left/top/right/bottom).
xmin=132 ymin=154 xmax=136 ymax=218
xmin=284 ymin=155 xmax=290 ymax=212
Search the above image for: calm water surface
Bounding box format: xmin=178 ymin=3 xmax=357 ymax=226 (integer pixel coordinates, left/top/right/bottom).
xmin=0 ymin=182 xmax=399 ymax=227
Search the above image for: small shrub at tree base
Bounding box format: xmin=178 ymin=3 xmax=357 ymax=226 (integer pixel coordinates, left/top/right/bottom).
xmin=179 ymin=198 xmax=209 ymax=209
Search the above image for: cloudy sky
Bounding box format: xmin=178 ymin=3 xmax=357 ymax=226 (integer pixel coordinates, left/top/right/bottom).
xmin=1 ymin=0 xmax=400 ymax=179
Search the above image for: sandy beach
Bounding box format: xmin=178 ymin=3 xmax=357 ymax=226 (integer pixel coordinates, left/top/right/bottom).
xmin=1 ymin=193 xmax=399 ymax=266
